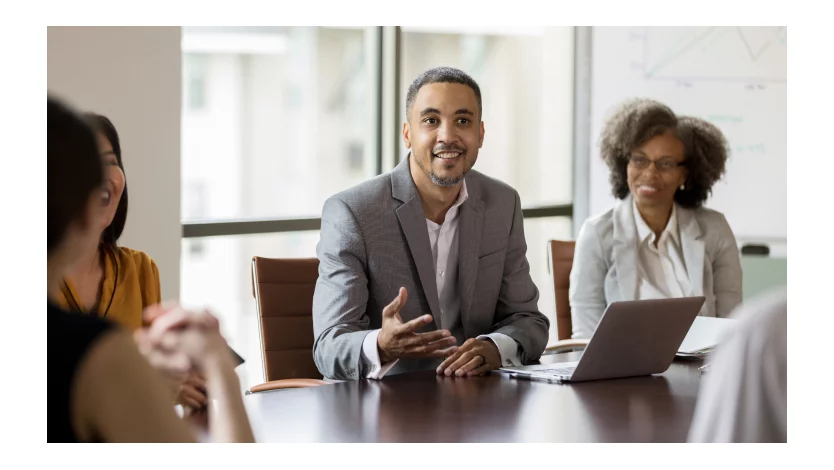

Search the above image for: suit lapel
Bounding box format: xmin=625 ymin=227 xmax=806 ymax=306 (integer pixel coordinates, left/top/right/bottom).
xmin=677 ymin=205 xmax=705 ymax=297
xmin=613 ymin=196 xmax=639 ymax=301
xmin=392 ymin=156 xmax=441 ymax=330
xmin=456 ymin=178 xmax=484 ymax=338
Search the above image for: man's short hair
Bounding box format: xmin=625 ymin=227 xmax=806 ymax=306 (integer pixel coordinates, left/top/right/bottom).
xmin=405 ymin=66 xmax=482 ymax=120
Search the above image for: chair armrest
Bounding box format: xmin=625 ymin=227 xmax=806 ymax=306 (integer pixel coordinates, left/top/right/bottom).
xmin=246 ymin=378 xmax=329 ymax=394
xmin=543 ymin=339 xmax=590 ymax=355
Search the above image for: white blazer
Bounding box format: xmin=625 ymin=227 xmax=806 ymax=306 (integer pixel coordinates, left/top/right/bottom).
xmin=569 ymin=195 xmax=743 ymax=339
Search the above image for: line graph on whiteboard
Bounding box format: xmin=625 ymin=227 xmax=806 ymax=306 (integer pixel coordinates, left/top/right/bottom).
xmin=631 ymin=27 xmax=786 ymax=83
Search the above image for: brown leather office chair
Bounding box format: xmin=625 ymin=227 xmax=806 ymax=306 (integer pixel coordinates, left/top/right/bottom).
xmin=247 ymin=257 xmax=328 ymax=393
xmin=543 ymin=240 xmax=589 ymax=354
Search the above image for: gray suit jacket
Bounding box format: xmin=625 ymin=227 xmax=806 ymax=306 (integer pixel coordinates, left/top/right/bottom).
xmin=569 ymin=195 xmax=743 ymax=339
xmin=312 ymin=157 xmax=550 ymax=380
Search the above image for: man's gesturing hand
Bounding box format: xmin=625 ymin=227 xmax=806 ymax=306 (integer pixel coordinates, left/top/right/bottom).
xmin=377 ymin=287 xmax=458 ymax=364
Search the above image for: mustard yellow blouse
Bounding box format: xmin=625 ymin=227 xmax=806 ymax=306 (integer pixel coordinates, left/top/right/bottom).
xmin=57 ymin=245 xmax=161 ymax=331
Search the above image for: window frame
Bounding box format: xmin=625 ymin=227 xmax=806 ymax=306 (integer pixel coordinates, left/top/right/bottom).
xmin=180 ymin=26 xmax=589 ymax=240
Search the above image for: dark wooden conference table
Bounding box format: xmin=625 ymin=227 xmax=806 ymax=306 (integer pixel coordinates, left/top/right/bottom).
xmin=244 ymin=352 xmax=705 ymax=442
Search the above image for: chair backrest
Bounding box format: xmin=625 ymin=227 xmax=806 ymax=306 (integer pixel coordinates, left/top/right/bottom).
xmin=547 ymin=240 xmax=576 ymax=341
xmin=251 ymin=257 xmax=323 ymax=382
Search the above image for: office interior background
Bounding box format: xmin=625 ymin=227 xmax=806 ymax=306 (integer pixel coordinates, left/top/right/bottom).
xmin=46 ymin=26 xmax=787 ymax=392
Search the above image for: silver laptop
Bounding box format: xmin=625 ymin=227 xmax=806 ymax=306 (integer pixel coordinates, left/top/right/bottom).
xmin=498 ymin=297 xmax=706 ymax=383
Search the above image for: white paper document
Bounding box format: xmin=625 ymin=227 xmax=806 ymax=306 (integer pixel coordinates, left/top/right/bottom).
xmin=678 ymin=316 xmax=738 ymax=356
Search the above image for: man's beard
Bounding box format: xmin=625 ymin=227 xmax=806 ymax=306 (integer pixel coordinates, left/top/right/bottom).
xmin=416 ymin=149 xmax=470 ymax=187
xmin=428 ymin=166 xmax=465 ymax=187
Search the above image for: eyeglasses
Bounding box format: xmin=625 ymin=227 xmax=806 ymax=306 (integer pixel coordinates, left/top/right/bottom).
xmin=628 ymin=155 xmax=685 ymax=172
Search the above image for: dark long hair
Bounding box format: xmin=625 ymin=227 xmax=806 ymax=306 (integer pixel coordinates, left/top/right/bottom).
xmin=48 ymin=97 xmax=104 ymax=254
xmin=83 ymin=113 xmax=128 ymax=246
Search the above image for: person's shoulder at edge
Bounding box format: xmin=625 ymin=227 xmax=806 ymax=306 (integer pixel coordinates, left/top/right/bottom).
xmin=688 ymin=204 xmax=732 ymax=228
xmin=115 ymin=246 xmax=158 ymax=272
xmin=113 ymin=247 xmax=160 ymax=290
xmin=72 ymin=323 xmax=195 ymax=442
xmin=464 ymin=169 xmax=520 ymax=208
xmin=577 ymin=202 xmax=618 ymax=242
xmin=111 ymin=246 xmax=161 ymax=308
xmin=466 ymin=168 xmax=514 ymax=194
xmin=683 ymin=204 xmax=737 ymax=248
xmin=324 ymin=171 xmax=394 ymax=213
xmin=727 ymin=287 xmax=787 ymax=342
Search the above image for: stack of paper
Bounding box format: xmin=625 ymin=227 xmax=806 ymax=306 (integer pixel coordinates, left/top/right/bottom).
xmin=677 ymin=316 xmax=737 ymax=357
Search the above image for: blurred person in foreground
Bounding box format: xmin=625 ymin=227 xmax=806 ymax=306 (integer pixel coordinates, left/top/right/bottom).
xmin=689 ymin=288 xmax=787 ymax=443
xmin=47 ymin=96 xmax=253 ymax=443
xmin=54 ymin=111 xmax=208 ymax=412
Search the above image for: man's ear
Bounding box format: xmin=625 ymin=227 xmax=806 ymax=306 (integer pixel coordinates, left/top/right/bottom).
xmin=402 ymin=121 xmax=411 ymax=149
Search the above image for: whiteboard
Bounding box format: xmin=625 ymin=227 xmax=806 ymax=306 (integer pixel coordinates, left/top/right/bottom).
xmin=588 ymin=27 xmax=787 ymax=240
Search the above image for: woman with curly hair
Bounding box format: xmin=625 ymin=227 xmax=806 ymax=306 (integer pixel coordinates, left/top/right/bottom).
xmin=570 ymin=98 xmax=742 ymax=339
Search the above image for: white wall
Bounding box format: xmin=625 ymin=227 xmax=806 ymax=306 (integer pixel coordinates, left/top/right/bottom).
xmin=47 ymin=27 xmax=182 ymax=300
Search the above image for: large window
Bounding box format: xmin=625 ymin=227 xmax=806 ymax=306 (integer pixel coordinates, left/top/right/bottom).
xmin=181 ymin=27 xmax=576 ymax=389
xmin=181 ymin=26 xmax=376 ymax=222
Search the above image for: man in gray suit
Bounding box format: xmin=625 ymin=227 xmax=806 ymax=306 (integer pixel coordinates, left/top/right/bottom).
xmin=312 ymin=66 xmax=550 ymax=381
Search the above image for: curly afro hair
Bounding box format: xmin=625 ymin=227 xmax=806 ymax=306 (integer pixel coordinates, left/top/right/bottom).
xmin=598 ymin=98 xmax=729 ymax=208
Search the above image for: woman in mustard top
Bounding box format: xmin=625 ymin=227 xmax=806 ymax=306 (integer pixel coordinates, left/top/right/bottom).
xmin=57 ymin=113 xmax=208 ymax=410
